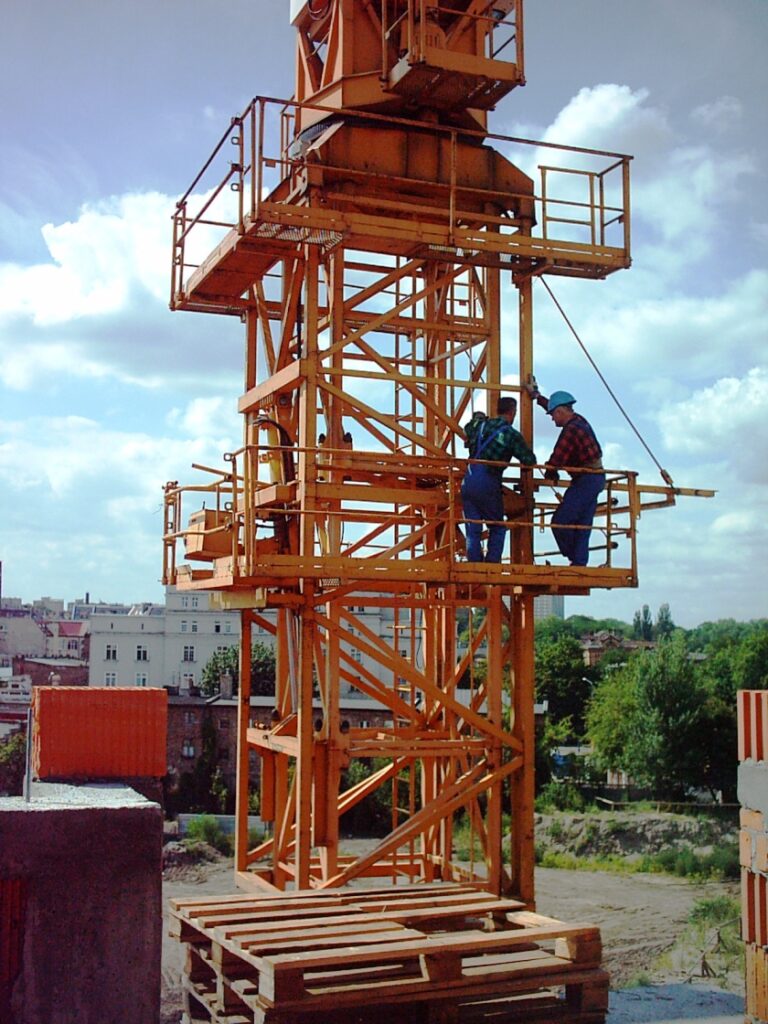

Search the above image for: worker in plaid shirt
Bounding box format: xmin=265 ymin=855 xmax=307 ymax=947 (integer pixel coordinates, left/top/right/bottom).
xmin=527 ymin=384 xmax=605 ymax=566
xmin=461 ymin=396 xmax=536 ymax=562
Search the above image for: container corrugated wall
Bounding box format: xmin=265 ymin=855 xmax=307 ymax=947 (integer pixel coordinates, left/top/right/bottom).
xmin=32 ymin=687 xmax=167 ymax=779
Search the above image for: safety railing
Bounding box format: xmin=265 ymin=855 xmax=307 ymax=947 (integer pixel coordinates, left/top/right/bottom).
xmin=170 ymin=95 xmax=632 ymax=304
xmin=163 ymin=443 xmax=642 ymax=588
xmin=380 ymin=0 xmax=524 ymax=77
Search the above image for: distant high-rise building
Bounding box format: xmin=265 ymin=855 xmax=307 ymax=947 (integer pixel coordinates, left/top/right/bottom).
xmin=533 ymin=595 xmax=565 ymax=623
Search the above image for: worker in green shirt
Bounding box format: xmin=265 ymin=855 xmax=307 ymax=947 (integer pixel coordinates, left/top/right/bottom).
xmin=461 ymin=396 xmax=536 ymax=562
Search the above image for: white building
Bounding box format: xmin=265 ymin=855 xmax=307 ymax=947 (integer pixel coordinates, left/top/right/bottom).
xmin=88 ymin=588 xmax=409 ymax=695
xmin=88 ymin=588 xmax=241 ymax=689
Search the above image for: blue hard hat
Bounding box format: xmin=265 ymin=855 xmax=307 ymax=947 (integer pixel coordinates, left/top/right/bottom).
xmin=547 ymin=390 xmax=576 ymax=414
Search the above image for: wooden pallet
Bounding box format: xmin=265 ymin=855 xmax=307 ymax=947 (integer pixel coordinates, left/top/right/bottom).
xmin=170 ymin=883 xmax=609 ymax=1024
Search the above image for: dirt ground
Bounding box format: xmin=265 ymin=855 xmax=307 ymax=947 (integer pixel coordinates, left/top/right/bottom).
xmin=161 ymin=857 xmax=744 ymax=1024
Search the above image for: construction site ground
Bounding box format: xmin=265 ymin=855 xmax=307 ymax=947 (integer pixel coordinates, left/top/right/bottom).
xmin=161 ymin=844 xmax=743 ymax=1024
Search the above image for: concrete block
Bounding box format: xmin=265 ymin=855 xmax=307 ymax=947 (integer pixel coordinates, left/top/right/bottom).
xmin=742 ymin=829 xmax=755 ymax=869
xmin=742 ymin=808 xmax=766 ymax=831
xmin=0 ymin=783 xmax=162 ymax=1024
xmin=739 ymin=760 xmax=768 ymax=820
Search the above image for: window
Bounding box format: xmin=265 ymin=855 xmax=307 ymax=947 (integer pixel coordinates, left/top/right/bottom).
xmin=183 ymin=645 xmax=195 ymax=663
xmin=105 ymin=644 xmax=118 ymax=661
xmin=224 ymin=621 xmax=232 ymax=634
xmin=181 ymin=597 xmax=189 ymax=609
xmin=190 ymin=597 xmax=199 ymax=609
xmin=67 ymin=639 xmax=78 ymax=651
xmin=216 ymin=645 xmax=229 ymax=654
xmin=191 ymin=621 xmax=198 ymax=633
xmin=136 ymin=645 xmax=148 ymax=662
xmin=104 ymin=672 xmax=117 ymax=686
xmin=184 ymin=711 xmax=196 ymax=725
xmin=135 ymin=673 xmax=148 ymax=687
xmin=214 ymin=621 xmax=221 ymax=634
xmin=181 ymin=620 xmax=188 ymax=633
xmin=182 ymin=741 xmax=195 ymax=758
xmin=351 ymin=650 xmax=363 ymax=664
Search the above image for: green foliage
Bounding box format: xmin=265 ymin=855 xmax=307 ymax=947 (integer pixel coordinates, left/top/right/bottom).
xmin=534 ymin=716 xmax=572 ymax=789
xmin=0 ymin=731 xmax=26 ymax=796
xmin=200 ymin=641 xmax=276 ymax=697
xmin=585 ymin=658 xmax=640 ymax=774
xmin=587 ymin=636 xmax=715 ymax=799
xmin=655 ymin=603 xmax=675 ymax=639
xmin=536 ymin=842 xmax=739 ymax=881
xmin=183 ymin=814 xmax=233 ymax=855
xmin=733 ymin=626 xmax=768 ymax=690
xmin=534 ymin=633 xmax=594 ymax=737
xmin=688 ymin=895 xmax=740 ymax=927
xmin=535 ymin=782 xmax=585 ymax=813
xmin=633 ymin=604 xmax=654 ymax=640
xmin=340 ymin=758 xmax=398 ymax=836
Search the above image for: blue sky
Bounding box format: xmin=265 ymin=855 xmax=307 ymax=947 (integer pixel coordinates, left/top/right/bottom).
xmin=1 ymin=1 xmax=766 ymax=627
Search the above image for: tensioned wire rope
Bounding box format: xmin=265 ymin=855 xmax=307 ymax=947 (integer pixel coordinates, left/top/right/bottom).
xmin=537 ymin=277 xmax=675 ymax=489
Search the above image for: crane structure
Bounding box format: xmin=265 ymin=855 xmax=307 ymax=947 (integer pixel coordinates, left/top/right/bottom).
xmin=163 ymin=0 xmax=701 ymax=902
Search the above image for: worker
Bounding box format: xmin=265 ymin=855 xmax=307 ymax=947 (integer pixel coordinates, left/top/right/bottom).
xmin=461 ymin=396 xmax=536 ymax=563
xmin=526 ymin=383 xmax=605 ymax=566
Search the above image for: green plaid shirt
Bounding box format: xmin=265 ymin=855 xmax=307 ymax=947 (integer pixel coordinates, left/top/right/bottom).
xmin=463 ymin=414 xmax=536 ymax=471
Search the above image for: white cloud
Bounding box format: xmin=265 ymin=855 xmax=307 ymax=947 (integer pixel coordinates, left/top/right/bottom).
xmin=657 ymin=367 xmax=768 ymax=484
xmin=167 ymin=396 xmax=240 ymax=446
xmin=691 ymin=96 xmax=743 ymax=131
xmin=0 ymin=414 xmax=229 ymax=499
xmin=540 ymin=84 xmax=673 ymax=165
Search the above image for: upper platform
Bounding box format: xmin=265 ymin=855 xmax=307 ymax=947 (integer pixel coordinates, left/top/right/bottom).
xmin=170 ymin=96 xmax=631 ymax=316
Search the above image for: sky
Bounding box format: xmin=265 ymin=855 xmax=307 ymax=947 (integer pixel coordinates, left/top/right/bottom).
xmin=0 ymin=0 xmax=766 ymax=628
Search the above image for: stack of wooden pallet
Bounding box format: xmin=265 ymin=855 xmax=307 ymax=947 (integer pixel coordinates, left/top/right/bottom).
xmin=169 ymin=882 xmax=609 ymax=1024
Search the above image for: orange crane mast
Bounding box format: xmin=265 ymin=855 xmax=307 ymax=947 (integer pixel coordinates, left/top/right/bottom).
xmin=163 ymin=0 xmax=709 ymax=901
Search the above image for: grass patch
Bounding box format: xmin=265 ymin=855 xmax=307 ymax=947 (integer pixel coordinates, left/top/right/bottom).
xmin=536 ymin=841 xmax=740 ymax=881
xmin=656 ymin=896 xmax=743 ymax=984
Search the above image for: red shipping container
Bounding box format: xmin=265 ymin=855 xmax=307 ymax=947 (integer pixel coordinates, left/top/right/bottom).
xmin=32 ymin=687 xmax=167 ymax=779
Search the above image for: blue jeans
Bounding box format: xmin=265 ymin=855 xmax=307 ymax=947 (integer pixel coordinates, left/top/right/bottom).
xmin=461 ymin=465 xmax=506 ymax=562
xmin=552 ymin=473 xmax=605 ymax=565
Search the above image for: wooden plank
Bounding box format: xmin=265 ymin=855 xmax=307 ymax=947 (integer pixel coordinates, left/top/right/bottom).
xmin=211 ymin=899 xmax=524 ymax=944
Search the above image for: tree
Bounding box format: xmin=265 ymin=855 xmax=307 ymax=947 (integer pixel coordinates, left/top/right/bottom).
xmin=534 ymin=634 xmax=594 ymax=738
xmin=655 ymin=603 xmax=675 ymax=639
xmin=585 ymin=660 xmax=640 ymax=775
xmin=632 ymin=604 xmax=654 ymax=641
xmin=733 ymin=628 xmax=768 ymax=690
xmin=0 ymin=732 xmax=26 ymax=796
xmin=200 ymin=641 xmax=276 ymax=697
xmin=587 ymin=636 xmax=711 ymax=799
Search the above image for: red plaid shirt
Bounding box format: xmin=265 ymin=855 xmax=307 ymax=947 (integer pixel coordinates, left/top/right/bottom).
xmin=548 ymin=413 xmax=602 ymax=468
xmin=534 ymin=395 xmax=602 ymax=469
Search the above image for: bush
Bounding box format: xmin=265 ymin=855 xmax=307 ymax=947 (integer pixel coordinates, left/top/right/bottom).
xmin=183 ymin=815 xmax=233 ymax=855
xmin=535 ymin=781 xmax=585 ymax=813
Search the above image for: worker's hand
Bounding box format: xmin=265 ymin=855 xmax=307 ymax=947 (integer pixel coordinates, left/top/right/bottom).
xmin=544 ymin=467 xmax=559 ymax=484
xmin=522 ymin=375 xmax=539 ymax=398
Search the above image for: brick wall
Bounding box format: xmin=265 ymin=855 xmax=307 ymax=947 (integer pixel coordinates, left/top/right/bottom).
xmin=738 ymin=690 xmax=768 ymax=1023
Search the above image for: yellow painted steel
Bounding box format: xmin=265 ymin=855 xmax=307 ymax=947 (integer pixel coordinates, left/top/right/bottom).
xmin=163 ymin=0 xmax=711 ymax=899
